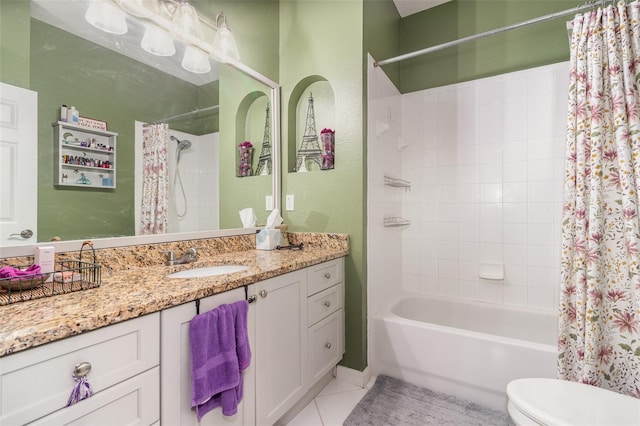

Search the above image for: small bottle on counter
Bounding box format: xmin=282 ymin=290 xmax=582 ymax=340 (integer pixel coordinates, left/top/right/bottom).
xmin=60 ymin=105 xmax=68 ymax=122
xmin=67 ymin=106 xmax=79 ymax=124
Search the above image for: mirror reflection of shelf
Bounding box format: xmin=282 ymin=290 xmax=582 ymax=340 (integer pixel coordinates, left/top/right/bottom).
xmin=384 ymin=216 xmax=411 ymax=228
xmin=384 ymin=175 xmax=411 ymax=189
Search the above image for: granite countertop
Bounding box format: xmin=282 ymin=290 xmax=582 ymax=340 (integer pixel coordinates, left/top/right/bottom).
xmin=0 ymin=243 xmax=348 ymax=357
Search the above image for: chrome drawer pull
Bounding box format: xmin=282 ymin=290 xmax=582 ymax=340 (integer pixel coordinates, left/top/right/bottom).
xmin=325 ymin=342 xmax=332 ymax=349
xmin=324 ymin=272 xmax=331 ymax=279
xmin=73 ymin=362 xmax=92 ymax=378
xmin=324 ymin=301 xmax=331 ymax=308
xmin=259 ymin=289 xmax=268 ymax=298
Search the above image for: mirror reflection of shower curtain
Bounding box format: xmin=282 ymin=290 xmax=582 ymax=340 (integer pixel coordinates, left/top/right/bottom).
xmin=140 ymin=123 xmax=169 ymax=234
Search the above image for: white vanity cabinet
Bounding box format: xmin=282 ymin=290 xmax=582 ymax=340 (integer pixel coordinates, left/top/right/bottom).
xmin=0 ymin=313 xmax=160 ymax=425
xmin=160 ymin=287 xmax=255 ymax=426
xmin=306 ymin=260 xmax=345 ymax=384
xmin=250 ymin=258 xmax=345 ymax=426
xmin=53 ymin=121 xmax=117 ymax=189
xmin=251 ymin=269 xmax=308 ymax=426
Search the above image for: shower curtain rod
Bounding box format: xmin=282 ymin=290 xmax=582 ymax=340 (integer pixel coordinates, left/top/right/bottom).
xmin=144 ymin=104 xmax=220 ymax=126
xmin=374 ymin=1 xmax=602 ymax=67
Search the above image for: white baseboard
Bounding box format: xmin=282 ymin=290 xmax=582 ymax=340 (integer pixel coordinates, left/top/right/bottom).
xmin=336 ymin=365 xmax=372 ymax=388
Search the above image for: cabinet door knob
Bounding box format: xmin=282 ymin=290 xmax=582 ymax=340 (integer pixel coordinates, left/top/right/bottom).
xmin=325 ymin=342 xmax=332 ymax=349
xmin=324 ymin=272 xmax=331 ymax=279
xmin=73 ymin=362 xmax=92 ymax=378
xmin=324 ymin=301 xmax=331 ymax=308
xmin=259 ymin=289 xmax=268 ymax=298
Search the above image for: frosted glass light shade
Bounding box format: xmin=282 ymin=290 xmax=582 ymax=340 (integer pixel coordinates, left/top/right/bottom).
xmin=212 ymin=25 xmax=239 ymax=62
xmin=181 ymin=46 xmax=211 ymax=74
xmin=141 ymin=23 xmax=175 ymax=56
xmin=171 ymin=2 xmax=204 ymax=40
xmin=116 ymin=0 xmax=158 ymax=18
xmin=85 ymin=0 xmax=128 ymax=35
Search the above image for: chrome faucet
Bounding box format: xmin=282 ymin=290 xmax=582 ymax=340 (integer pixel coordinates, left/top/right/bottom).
xmin=164 ymin=248 xmax=198 ymax=266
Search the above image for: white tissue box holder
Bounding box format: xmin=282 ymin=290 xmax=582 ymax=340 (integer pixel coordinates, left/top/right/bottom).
xmin=256 ymin=229 xmax=281 ymax=250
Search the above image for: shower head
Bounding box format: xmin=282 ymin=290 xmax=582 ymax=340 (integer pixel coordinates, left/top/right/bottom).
xmin=171 ymin=136 xmax=192 ymax=150
xmin=178 ymin=139 xmax=192 ymax=150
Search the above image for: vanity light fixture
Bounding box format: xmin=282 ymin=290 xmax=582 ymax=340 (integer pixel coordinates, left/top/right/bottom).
xmin=140 ymin=22 xmax=176 ymax=56
xmin=85 ymin=0 xmax=240 ymax=73
xmin=85 ymin=0 xmax=128 ymax=35
xmin=211 ymin=12 xmax=240 ymax=62
xmin=181 ymin=45 xmax=211 ymax=74
xmin=115 ymin=0 xmax=158 ymax=18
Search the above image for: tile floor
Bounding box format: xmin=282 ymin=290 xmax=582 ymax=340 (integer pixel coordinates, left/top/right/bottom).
xmin=284 ymin=377 xmax=370 ymax=426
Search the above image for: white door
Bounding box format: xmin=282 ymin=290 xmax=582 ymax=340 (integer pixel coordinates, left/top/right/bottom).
xmin=0 ymin=82 xmax=37 ymax=246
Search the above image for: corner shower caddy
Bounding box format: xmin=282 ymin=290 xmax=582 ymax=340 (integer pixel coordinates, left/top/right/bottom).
xmin=53 ymin=122 xmax=117 ymax=189
xmin=383 ymin=174 xmax=411 ymax=228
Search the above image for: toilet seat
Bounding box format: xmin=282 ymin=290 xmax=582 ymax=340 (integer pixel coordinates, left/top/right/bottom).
xmin=507 ymin=378 xmax=640 ymax=426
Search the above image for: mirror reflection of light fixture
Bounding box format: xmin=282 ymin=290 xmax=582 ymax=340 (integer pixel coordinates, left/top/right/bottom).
xmin=211 ymin=13 xmax=240 ymax=62
xmin=181 ymin=45 xmax=211 ymax=74
xmin=141 ymin=23 xmax=176 ymax=56
xmin=85 ymin=0 xmax=128 ymax=34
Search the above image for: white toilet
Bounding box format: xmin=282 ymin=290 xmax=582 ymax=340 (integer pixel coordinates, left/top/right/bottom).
xmin=507 ymin=378 xmax=640 ymax=425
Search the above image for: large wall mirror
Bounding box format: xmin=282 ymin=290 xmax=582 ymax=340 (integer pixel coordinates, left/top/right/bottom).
xmin=1 ymin=0 xmax=280 ymax=253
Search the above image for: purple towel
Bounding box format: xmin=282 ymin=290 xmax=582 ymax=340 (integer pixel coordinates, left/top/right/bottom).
xmin=0 ymin=264 xmax=41 ymax=279
xmin=189 ymin=300 xmax=251 ymax=421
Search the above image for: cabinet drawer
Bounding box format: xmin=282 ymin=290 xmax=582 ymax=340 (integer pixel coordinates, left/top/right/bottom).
xmin=307 ymin=259 xmax=343 ymax=296
xmin=307 ymin=283 xmax=343 ymax=326
xmin=30 ymin=367 xmax=160 ymax=426
xmin=0 ymin=313 xmax=159 ymax=425
xmin=308 ymin=310 xmax=343 ymax=384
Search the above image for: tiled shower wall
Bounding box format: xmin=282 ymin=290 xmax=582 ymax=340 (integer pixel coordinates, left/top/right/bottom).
xmin=401 ymin=62 xmax=569 ymax=311
xmin=367 ymin=56 xmax=404 ymax=316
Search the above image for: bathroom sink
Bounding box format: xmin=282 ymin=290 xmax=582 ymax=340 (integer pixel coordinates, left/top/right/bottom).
xmin=167 ymin=265 xmax=249 ymax=279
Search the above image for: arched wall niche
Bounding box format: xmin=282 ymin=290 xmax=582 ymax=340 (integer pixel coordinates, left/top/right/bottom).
xmin=235 ymin=90 xmax=270 ymax=176
xmin=287 ymin=75 xmax=336 ymax=173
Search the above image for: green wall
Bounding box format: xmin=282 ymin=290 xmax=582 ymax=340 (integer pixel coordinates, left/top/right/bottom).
xmin=364 ymin=0 xmax=402 ymax=88
xmin=0 ymin=0 xmax=30 ymax=88
xmin=280 ymin=0 xmax=367 ymax=370
xmin=398 ymin=0 xmax=576 ymax=92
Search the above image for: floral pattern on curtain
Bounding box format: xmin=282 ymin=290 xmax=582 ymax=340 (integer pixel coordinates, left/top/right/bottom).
xmin=140 ymin=123 xmax=169 ymax=235
xmin=559 ymin=1 xmax=640 ymax=397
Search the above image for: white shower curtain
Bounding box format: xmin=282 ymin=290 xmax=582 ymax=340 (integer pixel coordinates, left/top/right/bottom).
xmin=140 ymin=123 xmax=169 ymax=234
xmin=559 ymin=1 xmax=640 ymax=397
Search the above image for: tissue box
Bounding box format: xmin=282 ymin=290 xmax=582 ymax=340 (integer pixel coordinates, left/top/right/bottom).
xmin=256 ymin=229 xmax=281 ymax=250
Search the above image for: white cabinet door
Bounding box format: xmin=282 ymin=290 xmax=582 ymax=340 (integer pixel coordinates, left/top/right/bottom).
xmin=0 ymin=313 xmax=160 ymax=425
xmin=252 ymin=269 xmax=307 ymax=426
xmin=0 ymin=82 xmax=37 ymax=246
xmin=160 ymin=287 xmax=255 ymax=426
xmin=30 ymin=367 xmax=160 ymax=426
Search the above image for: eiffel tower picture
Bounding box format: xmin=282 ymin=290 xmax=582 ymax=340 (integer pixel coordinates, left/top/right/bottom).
xmin=255 ymin=104 xmax=271 ymax=176
xmin=295 ymin=93 xmax=322 ymax=172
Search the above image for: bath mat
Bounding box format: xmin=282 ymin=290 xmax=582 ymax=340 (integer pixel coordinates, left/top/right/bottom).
xmin=343 ymin=375 xmax=513 ymax=426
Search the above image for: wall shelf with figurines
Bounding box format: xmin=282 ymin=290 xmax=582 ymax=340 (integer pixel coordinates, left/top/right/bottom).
xmin=53 ymin=121 xmax=117 ymax=189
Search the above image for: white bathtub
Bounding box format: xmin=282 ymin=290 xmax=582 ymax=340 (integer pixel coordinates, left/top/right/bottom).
xmin=372 ymin=294 xmax=558 ymax=412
